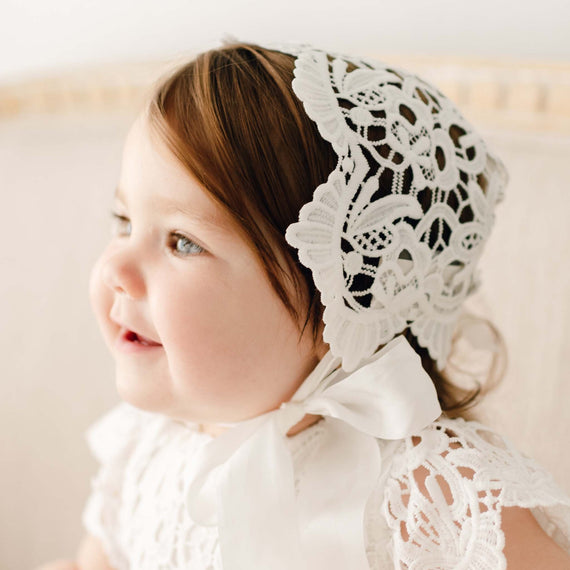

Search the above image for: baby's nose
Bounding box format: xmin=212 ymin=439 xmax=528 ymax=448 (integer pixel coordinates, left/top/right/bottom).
xmin=100 ymin=249 xmax=146 ymax=299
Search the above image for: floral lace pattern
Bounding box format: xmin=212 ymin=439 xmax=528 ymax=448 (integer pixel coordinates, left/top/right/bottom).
xmin=380 ymin=417 xmax=570 ymax=569
xmin=83 ymin=406 xmax=570 ymax=570
xmin=285 ymin=49 xmax=508 ymax=370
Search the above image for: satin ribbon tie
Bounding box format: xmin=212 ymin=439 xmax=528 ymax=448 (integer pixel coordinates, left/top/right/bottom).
xmin=185 ymin=335 xmax=442 ymax=570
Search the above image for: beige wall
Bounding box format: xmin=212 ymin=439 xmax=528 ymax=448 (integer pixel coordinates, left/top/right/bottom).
xmin=1 ymin=73 xmax=570 ymax=568
xmin=471 ymin=129 xmax=570 ymax=469
xmin=0 ymin=111 xmax=133 ymax=568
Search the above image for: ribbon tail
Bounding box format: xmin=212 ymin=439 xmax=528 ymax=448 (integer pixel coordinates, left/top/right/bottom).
xmin=186 ymin=414 xmax=269 ymax=525
xmin=218 ymin=417 xmax=307 ymax=570
xmin=297 ymin=418 xmax=381 ymax=570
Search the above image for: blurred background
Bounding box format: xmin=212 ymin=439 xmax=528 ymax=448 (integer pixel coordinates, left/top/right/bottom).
xmin=1 ymin=0 xmax=569 ymax=567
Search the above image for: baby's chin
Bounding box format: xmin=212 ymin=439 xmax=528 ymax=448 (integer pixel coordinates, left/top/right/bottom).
xmin=113 ymin=363 xmax=228 ymax=424
xmin=114 ymin=366 xmax=323 ymax=438
xmin=114 ymin=363 xmax=173 ymax=415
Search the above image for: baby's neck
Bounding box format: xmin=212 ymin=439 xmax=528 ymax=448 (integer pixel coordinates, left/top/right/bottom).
xmin=198 ymin=413 xmax=323 ymax=438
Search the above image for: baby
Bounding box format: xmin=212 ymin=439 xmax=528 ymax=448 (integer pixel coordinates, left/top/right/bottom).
xmin=38 ymin=43 xmax=570 ymax=570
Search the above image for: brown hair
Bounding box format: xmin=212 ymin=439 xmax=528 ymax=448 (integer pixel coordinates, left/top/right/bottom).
xmin=147 ymin=42 xmax=505 ymax=419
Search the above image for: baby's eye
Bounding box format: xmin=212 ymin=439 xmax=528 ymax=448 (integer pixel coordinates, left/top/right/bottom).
xmin=111 ymin=212 xmax=131 ymax=236
xmin=169 ymin=233 xmax=204 ymax=256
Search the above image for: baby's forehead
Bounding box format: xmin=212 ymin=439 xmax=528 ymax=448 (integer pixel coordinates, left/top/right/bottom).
xmin=119 ymin=115 xmax=254 ymax=239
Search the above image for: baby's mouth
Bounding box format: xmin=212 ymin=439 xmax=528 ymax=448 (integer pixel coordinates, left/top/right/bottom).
xmin=123 ymin=329 xmax=162 ymax=347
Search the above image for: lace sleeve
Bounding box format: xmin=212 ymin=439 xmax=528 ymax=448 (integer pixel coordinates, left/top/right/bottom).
xmin=81 ymin=403 xmax=147 ymax=570
xmin=382 ymin=417 xmax=570 ymax=569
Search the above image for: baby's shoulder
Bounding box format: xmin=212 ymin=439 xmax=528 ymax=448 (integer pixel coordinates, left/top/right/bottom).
xmin=369 ymin=416 xmax=570 ymax=569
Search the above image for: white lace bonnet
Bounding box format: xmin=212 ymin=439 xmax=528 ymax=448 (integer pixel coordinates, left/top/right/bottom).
xmin=281 ymin=45 xmax=508 ymax=371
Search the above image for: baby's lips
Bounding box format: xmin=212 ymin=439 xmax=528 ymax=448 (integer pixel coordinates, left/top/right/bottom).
xmin=121 ymin=327 xmax=163 ymax=347
xmin=130 ymin=331 xmax=162 ymax=346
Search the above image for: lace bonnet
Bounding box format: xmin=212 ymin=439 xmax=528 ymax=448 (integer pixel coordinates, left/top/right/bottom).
xmin=279 ymin=46 xmax=508 ymax=371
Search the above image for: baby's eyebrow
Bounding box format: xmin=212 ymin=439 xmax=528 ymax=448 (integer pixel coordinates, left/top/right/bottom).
xmin=113 ymin=186 xmax=231 ymax=234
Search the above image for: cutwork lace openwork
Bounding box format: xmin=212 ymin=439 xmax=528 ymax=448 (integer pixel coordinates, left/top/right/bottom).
xmin=285 ymin=49 xmax=508 ymax=370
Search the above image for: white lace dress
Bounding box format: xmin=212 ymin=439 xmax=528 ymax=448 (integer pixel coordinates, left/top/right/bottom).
xmin=82 ymin=403 xmax=570 ymax=570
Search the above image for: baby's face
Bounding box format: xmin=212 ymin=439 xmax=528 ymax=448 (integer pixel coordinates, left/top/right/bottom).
xmin=90 ymin=115 xmax=321 ymax=425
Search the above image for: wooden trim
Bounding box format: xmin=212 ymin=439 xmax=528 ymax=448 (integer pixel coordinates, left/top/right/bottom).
xmin=2 ymin=55 xmax=570 ymax=133
xmin=385 ymin=54 xmax=570 ymax=134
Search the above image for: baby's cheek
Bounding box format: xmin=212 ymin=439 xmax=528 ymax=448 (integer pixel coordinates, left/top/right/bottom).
xmin=89 ymin=257 xmax=114 ymax=348
xmin=158 ymin=278 xmax=246 ymax=371
xmin=161 ymin=283 xmax=229 ymax=350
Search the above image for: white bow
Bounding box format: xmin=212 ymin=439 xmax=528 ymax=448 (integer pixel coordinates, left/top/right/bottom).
xmin=185 ymin=335 xmax=442 ymax=570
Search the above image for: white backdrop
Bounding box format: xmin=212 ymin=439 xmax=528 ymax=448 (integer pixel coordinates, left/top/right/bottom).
xmin=2 ymin=0 xmax=570 ymax=82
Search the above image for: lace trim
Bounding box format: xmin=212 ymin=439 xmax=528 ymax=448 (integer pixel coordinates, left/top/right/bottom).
xmin=382 ymin=417 xmax=570 ymax=569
